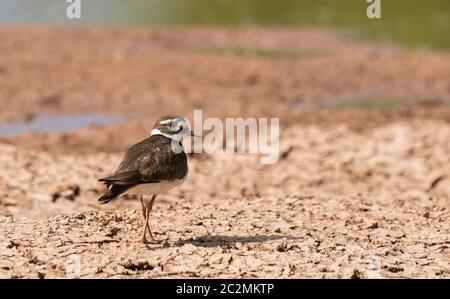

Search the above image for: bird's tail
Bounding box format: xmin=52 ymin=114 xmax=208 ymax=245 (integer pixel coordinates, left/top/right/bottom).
xmin=98 ymin=184 xmax=130 ymax=204
xmin=98 ymin=189 xmax=116 ymax=204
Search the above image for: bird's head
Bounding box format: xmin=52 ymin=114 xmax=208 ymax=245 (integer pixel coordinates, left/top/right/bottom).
xmin=151 ymin=116 xmax=198 ymax=142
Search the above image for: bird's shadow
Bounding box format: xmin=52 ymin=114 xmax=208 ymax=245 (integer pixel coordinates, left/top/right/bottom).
xmin=169 ymin=234 xmax=300 ymax=248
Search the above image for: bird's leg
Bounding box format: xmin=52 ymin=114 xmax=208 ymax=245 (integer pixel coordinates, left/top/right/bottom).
xmin=144 ymin=195 xmax=157 ymax=242
xmin=139 ymin=196 xmax=146 ymax=218
xmin=139 ymin=196 xmax=149 ymax=244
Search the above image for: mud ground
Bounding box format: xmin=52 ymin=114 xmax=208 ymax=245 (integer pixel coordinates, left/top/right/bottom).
xmin=0 ymin=26 xmax=449 ymax=278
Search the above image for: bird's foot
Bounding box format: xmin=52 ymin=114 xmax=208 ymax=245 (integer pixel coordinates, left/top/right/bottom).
xmin=135 ymin=236 xmax=165 ymax=245
xmin=136 ymin=237 xmax=151 ymax=244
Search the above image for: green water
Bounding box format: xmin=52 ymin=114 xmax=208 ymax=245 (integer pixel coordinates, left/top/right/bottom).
xmin=0 ymin=0 xmax=448 ymax=50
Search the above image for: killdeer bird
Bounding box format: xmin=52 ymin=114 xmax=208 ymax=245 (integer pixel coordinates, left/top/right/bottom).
xmin=98 ymin=116 xmax=197 ymax=244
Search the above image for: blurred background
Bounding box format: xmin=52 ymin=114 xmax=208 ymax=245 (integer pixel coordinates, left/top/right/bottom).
xmin=0 ymin=0 xmax=448 ymax=144
xmin=1 ymin=0 xmax=449 ymax=49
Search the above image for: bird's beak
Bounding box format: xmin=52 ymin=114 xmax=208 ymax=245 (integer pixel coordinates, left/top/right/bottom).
xmin=190 ymin=131 xmax=201 ymax=138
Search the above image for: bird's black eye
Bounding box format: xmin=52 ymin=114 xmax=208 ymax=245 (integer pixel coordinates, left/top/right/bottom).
xmin=166 ymin=121 xmax=175 ymax=130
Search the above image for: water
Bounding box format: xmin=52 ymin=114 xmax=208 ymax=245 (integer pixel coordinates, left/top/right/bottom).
xmin=0 ymin=114 xmax=125 ymax=136
xmin=0 ymin=0 xmax=448 ymax=50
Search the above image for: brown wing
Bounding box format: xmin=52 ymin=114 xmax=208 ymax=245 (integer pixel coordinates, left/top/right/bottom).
xmin=99 ymin=135 xmax=188 ymax=186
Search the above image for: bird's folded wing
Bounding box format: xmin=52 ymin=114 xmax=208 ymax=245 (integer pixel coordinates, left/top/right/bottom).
xmin=136 ymin=150 xmax=187 ymax=182
xmin=98 ymin=170 xmax=142 ymax=185
xmin=99 ymin=148 xmax=187 ymax=185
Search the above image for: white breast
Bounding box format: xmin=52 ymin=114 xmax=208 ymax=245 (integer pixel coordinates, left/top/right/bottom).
xmin=126 ymin=178 xmax=186 ymax=196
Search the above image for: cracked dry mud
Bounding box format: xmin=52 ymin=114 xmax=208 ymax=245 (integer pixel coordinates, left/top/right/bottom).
xmin=0 ymin=26 xmax=449 ymax=278
xmin=1 ymin=120 xmax=449 ymax=278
